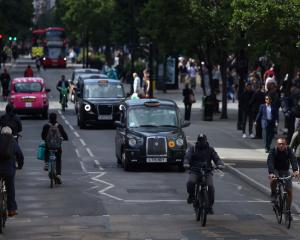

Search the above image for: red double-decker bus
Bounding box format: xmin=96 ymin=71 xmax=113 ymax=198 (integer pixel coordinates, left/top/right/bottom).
xmin=31 ymin=29 xmax=46 ymax=58
xmin=42 ymin=27 xmax=67 ymax=68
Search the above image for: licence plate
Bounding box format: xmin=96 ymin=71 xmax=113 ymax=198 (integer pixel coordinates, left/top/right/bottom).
xmin=25 ymin=102 xmax=32 ymax=108
xmin=98 ymin=115 xmax=113 ymax=120
xmin=146 ymin=157 xmax=167 ymax=163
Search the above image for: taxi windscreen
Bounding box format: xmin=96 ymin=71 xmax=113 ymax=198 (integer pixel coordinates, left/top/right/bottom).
xmin=14 ymin=82 xmax=43 ymax=93
xmin=83 ymin=83 xmax=124 ymax=98
xmin=128 ymin=107 xmax=178 ymax=128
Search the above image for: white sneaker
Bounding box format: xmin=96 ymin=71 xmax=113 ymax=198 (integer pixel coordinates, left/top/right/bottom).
xmin=242 ymin=134 xmax=247 ymax=138
xmin=250 ymin=133 xmax=255 ymax=139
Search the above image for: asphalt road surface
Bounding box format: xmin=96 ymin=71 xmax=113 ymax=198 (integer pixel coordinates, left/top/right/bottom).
xmin=0 ymin=59 xmax=299 ymax=240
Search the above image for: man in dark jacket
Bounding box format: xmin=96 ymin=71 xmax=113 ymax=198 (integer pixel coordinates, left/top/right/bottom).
xmin=185 ymin=134 xmax=224 ymax=214
xmin=0 ymin=68 xmax=11 ymax=100
xmin=241 ymin=83 xmax=255 ymax=138
xmin=267 ymin=136 xmax=299 ymax=212
xmin=0 ymin=126 xmax=24 ymax=217
xmin=0 ymin=103 xmax=22 ymax=138
xmin=56 ymin=75 xmax=70 ymax=106
xmin=41 ymin=113 xmax=68 ymax=184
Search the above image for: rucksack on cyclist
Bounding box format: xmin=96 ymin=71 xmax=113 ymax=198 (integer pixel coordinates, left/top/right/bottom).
xmin=45 ymin=123 xmax=62 ymax=150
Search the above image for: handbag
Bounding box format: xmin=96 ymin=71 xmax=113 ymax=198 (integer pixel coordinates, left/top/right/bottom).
xmin=37 ymin=141 xmax=46 ymax=161
xmin=189 ymin=93 xmax=196 ymax=103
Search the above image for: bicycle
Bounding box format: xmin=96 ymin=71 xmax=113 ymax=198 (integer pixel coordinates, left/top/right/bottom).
xmin=48 ymin=150 xmax=57 ymax=188
xmin=0 ymin=178 xmax=7 ymax=233
xmin=192 ymin=165 xmax=222 ymax=227
xmin=272 ymin=175 xmax=293 ymax=229
xmin=58 ymin=87 xmax=68 ymax=112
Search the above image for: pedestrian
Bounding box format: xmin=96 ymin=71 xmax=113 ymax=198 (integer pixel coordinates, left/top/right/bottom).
xmin=187 ymin=62 xmax=197 ymax=90
xmin=185 ymin=134 xmax=225 ymax=214
xmin=226 ymin=69 xmax=235 ymax=102
xmin=35 ymin=57 xmax=41 ymax=72
xmin=132 ymin=72 xmax=141 ymax=95
xmin=289 ymin=128 xmax=300 ymax=169
xmin=24 ymin=65 xmax=33 ymax=77
xmin=265 ymin=74 xmax=277 ymax=92
xmin=255 ymin=95 xmax=279 ymax=153
xmin=241 ymin=83 xmax=255 ymax=138
xmin=263 ymin=64 xmax=275 ymax=82
xmin=249 ymin=84 xmax=265 ymax=139
xmin=0 ymin=103 xmax=22 ymax=138
xmin=182 ymin=83 xmax=195 ymax=121
xmin=293 ymin=72 xmax=300 ymax=89
xmin=142 ymin=69 xmax=150 ymax=98
xmin=0 ymin=68 xmax=11 ymax=100
xmin=212 ymin=65 xmax=221 ymax=94
xmin=178 ymin=58 xmax=188 ymax=84
xmin=41 ymin=113 xmax=68 ymax=184
xmin=0 ymin=126 xmax=24 ymax=217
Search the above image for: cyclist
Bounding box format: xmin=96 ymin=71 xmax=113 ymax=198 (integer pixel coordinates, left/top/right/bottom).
xmin=0 ymin=126 xmax=24 ymax=217
xmin=185 ymin=134 xmax=224 ymax=214
xmin=267 ymin=136 xmax=299 ymax=210
xmin=41 ymin=113 xmax=68 ymax=184
xmin=0 ymin=103 xmax=22 ymax=140
xmin=56 ymin=75 xmax=70 ymax=107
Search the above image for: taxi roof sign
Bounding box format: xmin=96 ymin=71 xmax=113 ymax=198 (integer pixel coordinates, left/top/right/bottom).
xmin=144 ymin=101 xmax=160 ymax=107
xmin=98 ymin=79 xmax=109 ymax=85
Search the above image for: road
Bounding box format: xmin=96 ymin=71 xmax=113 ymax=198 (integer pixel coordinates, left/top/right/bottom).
xmin=0 ymin=58 xmax=299 ymax=239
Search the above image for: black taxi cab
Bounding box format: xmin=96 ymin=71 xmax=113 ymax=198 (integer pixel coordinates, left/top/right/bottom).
xmin=76 ymin=78 xmax=125 ymax=128
xmin=115 ymin=99 xmax=190 ymax=171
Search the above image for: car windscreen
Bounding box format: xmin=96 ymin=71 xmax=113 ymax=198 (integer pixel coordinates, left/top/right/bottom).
xmin=14 ymin=82 xmax=43 ymax=93
xmin=83 ymin=83 xmax=124 ymax=98
xmin=128 ymin=107 xmax=178 ymax=128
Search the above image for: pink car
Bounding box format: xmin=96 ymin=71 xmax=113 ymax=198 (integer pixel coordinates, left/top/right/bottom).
xmin=9 ymin=77 xmax=50 ymax=119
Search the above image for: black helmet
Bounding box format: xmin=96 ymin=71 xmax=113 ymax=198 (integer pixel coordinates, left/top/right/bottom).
xmin=197 ymin=134 xmax=207 ymax=143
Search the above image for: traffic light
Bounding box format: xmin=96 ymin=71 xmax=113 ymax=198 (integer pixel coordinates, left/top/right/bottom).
xmin=0 ymin=34 xmax=2 ymax=39
xmin=8 ymin=36 xmax=17 ymax=41
xmin=8 ymin=36 xmax=12 ymax=41
xmin=13 ymin=37 xmax=17 ymax=41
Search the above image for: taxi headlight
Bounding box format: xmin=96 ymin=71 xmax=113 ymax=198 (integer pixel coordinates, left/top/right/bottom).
xmin=168 ymin=140 xmax=176 ymax=148
xmin=128 ymin=138 xmax=137 ymax=147
xmin=84 ymin=104 xmax=91 ymax=111
xmin=176 ymin=138 xmax=184 ymax=147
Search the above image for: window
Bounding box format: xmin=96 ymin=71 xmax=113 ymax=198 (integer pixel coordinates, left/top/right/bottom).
xmin=83 ymin=83 xmax=124 ymax=98
xmin=14 ymin=82 xmax=42 ymax=93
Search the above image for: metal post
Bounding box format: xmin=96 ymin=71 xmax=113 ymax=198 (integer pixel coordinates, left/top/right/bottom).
xmin=149 ymin=42 xmax=153 ymax=98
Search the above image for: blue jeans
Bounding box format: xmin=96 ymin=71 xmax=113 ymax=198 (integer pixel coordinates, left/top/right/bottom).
xmin=263 ymin=123 xmax=275 ymax=150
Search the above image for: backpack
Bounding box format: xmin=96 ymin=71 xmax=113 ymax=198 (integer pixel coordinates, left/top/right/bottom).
xmin=45 ymin=123 xmax=62 ymax=150
xmin=0 ymin=135 xmax=13 ymax=162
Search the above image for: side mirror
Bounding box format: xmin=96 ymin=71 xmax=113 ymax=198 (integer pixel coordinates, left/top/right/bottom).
xmin=181 ymin=121 xmax=190 ymax=128
xmin=45 ymin=88 xmax=51 ymax=93
xmin=114 ymin=121 xmax=125 ymax=128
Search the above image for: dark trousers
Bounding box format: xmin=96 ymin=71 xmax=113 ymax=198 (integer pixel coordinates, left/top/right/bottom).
xmin=297 ymin=157 xmax=300 ymax=169
xmin=187 ymin=173 xmax=215 ymax=208
xmin=1 ymin=85 xmax=9 ymax=97
xmin=0 ymin=174 xmax=17 ymax=211
xmin=253 ymin=111 xmax=262 ymax=138
xmin=184 ymin=103 xmax=192 ymax=121
xmin=263 ymin=122 xmax=275 ymax=150
xmin=286 ymin=116 xmax=295 ymax=144
xmin=45 ymin=147 xmax=62 ymax=175
xmin=242 ymin=110 xmax=253 ymax=134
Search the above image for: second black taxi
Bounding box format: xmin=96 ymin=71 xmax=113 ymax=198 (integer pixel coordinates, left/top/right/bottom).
xmin=76 ymin=78 xmax=125 ymax=128
xmin=115 ymin=99 xmax=190 ymax=171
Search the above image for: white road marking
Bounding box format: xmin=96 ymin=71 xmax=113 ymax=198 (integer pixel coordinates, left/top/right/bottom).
xmin=86 ymin=148 xmax=94 ymax=157
xmin=68 ymin=125 xmax=75 ymax=131
xmin=74 ymin=131 xmax=80 ymax=138
xmin=79 ymin=138 xmax=86 ymax=146
xmin=80 ymin=161 xmax=87 ymax=173
xmin=61 ymin=115 xmax=66 ymax=120
xmin=75 ymin=149 xmax=80 ymax=158
xmin=58 ymin=110 xmax=62 ymax=115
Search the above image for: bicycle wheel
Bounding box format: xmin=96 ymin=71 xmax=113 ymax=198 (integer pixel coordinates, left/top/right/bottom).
xmin=200 ymin=189 xmax=208 ymax=227
xmin=274 ymin=187 xmax=283 ymax=224
xmin=62 ymin=98 xmax=66 ymax=112
xmin=49 ymin=161 xmax=54 ymax=188
xmin=283 ymin=195 xmax=291 ymax=229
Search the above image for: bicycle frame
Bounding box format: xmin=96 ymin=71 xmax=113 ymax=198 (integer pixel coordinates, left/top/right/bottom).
xmin=48 ymin=150 xmax=57 ymax=188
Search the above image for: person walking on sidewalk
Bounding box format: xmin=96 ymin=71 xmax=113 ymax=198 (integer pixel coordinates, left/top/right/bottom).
xmin=255 ymin=95 xmax=279 ymax=153
xmin=241 ymin=83 xmax=254 ymax=138
xmin=187 ymin=62 xmax=197 ymax=89
xmin=182 ymin=83 xmax=195 ymax=121
xmin=249 ymin=84 xmax=265 ymax=139
xmin=289 ymin=128 xmax=300 ymax=169
xmin=268 ymin=136 xmax=299 ymax=210
xmin=0 ymin=68 xmax=11 ymax=100
xmin=24 ymin=65 xmax=33 ymax=77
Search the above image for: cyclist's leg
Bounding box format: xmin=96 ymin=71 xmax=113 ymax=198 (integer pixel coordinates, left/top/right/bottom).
xmin=56 ymin=148 xmax=62 ymax=176
xmin=187 ymin=173 xmax=198 ymax=203
xmin=207 ymin=174 xmax=215 ymax=214
xmin=286 ymin=180 xmax=293 ymax=210
xmin=44 ymin=146 xmax=49 ymax=171
xmin=5 ymin=175 xmax=17 ymax=212
xmin=270 ymin=178 xmax=277 ymax=200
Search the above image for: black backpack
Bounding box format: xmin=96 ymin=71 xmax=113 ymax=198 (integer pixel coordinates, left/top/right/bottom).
xmin=0 ymin=135 xmax=13 ymax=162
xmin=45 ymin=123 xmax=62 ymax=150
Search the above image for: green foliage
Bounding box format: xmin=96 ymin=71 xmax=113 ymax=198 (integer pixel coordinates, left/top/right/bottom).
xmin=0 ymin=0 xmax=33 ymax=39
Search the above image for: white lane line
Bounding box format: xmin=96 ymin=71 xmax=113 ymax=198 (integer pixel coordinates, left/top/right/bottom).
xmin=75 ymin=148 xmax=80 ymax=158
xmin=68 ymin=125 xmax=75 ymax=131
xmin=79 ymin=138 xmax=86 ymax=146
xmin=94 ymin=160 xmax=104 ymax=170
xmin=74 ymin=131 xmax=80 ymax=138
xmin=86 ymin=148 xmax=94 ymax=157
xmin=61 ymin=115 xmax=66 ymax=120
xmin=80 ymin=161 xmax=87 ymax=173
xmin=64 ymin=119 xmax=70 ymax=125
xmin=58 ymin=110 xmax=62 ymax=115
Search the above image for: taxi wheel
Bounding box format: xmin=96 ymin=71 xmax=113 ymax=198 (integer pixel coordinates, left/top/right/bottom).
xmin=122 ymin=152 xmax=131 ymax=171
